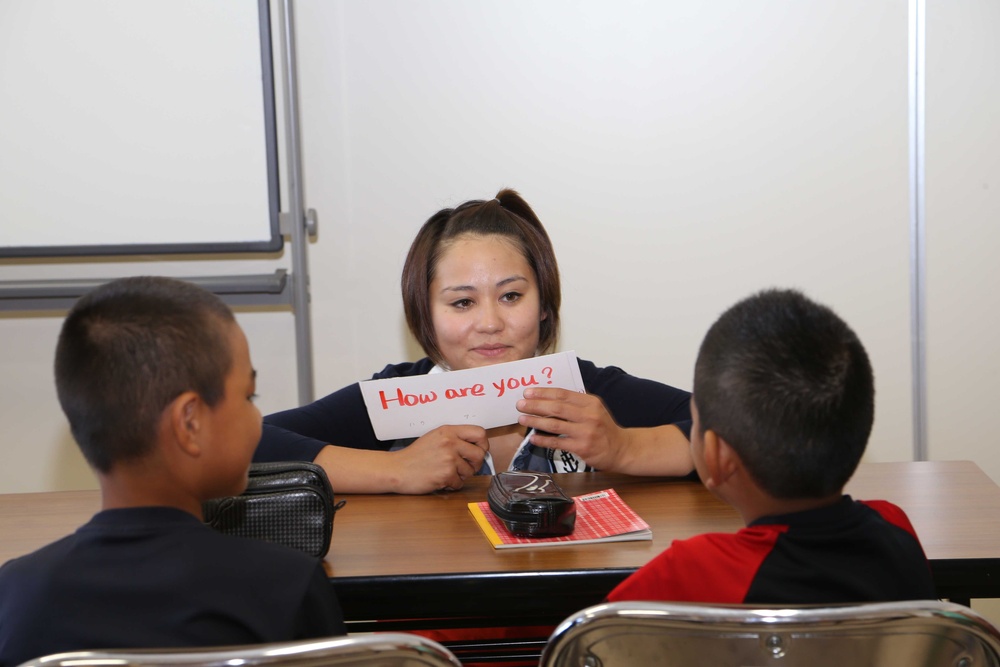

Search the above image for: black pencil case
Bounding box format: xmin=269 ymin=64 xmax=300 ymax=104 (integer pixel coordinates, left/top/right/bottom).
xmin=202 ymin=461 xmax=344 ymax=558
xmin=487 ymin=471 xmax=576 ymax=538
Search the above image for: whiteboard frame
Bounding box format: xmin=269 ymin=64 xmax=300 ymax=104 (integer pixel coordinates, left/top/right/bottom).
xmin=0 ymin=0 xmax=282 ymax=259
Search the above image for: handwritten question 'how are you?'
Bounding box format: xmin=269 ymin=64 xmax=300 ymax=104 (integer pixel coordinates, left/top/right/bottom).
xmin=359 ymin=351 xmax=586 ymax=441
xmin=377 ymin=364 xmax=556 ymax=408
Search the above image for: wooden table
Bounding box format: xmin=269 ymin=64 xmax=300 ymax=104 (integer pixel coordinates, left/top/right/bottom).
xmin=2 ymin=460 xmax=999 ymax=631
xmin=325 ymin=460 xmax=1000 ymax=629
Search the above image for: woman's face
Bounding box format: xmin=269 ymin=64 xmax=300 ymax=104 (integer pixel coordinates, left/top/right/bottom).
xmin=430 ymin=234 xmax=545 ymax=371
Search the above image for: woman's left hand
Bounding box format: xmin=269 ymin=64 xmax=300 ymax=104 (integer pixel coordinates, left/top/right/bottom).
xmin=515 ymin=387 xmax=630 ymax=471
xmin=516 ymin=387 xmax=694 ymax=476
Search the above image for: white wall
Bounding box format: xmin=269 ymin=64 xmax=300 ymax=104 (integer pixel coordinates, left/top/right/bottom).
xmin=0 ymin=1 xmax=995 ymax=496
xmin=923 ymin=0 xmax=1000 ymax=625
xmin=297 ymin=0 xmax=916 ymax=470
xmin=926 ymin=0 xmax=1000 ymax=478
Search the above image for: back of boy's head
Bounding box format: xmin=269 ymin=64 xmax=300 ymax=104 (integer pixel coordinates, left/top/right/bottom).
xmin=693 ymin=288 xmax=874 ymax=499
xmin=54 ymin=276 xmax=236 ymax=474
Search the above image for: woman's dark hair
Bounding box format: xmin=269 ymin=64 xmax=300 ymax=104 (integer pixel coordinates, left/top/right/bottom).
xmin=401 ymin=188 xmax=561 ymax=365
xmin=54 ymin=276 xmax=235 ymax=473
xmin=693 ymin=288 xmax=875 ymax=499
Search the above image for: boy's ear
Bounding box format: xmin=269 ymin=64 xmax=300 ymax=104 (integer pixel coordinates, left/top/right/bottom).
xmin=165 ymin=391 xmax=204 ymax=457
xmin=713 ymin=434 xmax=743 ymax=484
xmin=700 ymin=429 xmax=721 ymax=491
xmin=701 ymin=429 xmax=740 ymax=491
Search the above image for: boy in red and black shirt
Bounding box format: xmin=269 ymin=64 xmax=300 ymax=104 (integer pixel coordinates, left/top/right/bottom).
xmin=608 ymin=288 xmax=936 ymax=605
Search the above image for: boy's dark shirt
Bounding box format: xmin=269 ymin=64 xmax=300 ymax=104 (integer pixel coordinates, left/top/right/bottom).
xmin=0 ymin=506 xmax=344 ymax=667
xmin=607 ymin=496 xmax=936 ymax=604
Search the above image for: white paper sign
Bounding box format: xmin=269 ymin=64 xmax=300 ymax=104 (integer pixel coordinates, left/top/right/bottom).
xmin=359 ymin=351 xmax=586 ymax=441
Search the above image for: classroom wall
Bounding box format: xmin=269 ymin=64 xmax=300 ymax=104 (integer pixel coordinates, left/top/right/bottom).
xmin=925 ymin=0 xmax=1000 ymax=495
xmin=0 ymin=2 xmax=995 ymax=500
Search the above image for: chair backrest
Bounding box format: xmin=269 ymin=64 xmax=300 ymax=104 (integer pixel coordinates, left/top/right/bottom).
xmin=539 ymin=599 xmax=1000 ymax=667
xmin=17 ymin=632 xmax=463 ymax=667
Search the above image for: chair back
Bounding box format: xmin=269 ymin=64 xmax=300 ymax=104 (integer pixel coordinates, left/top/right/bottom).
xmin=17 ymin=632 xmax=462 ymax=667
xmin=539 ymin=599 xmax=1000 ymax=667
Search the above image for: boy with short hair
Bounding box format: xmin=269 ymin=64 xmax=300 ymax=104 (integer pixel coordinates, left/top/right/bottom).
xmin=0 ymin=276 xmax=345 ymax=667
xmin=608 ymin=288 xmax=936 ymax=604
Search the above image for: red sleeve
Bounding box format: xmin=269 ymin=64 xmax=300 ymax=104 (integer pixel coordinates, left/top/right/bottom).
xmin=607 ymin=525 xmax=786 ymax=604
xmin=861 ymin=500 xmax=921 ymax=540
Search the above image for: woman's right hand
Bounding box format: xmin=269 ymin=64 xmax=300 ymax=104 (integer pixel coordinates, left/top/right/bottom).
xmin=388 ymin=424 xmax=490 ymax=494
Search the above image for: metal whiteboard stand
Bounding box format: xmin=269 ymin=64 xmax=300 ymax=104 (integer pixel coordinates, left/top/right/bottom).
xmin=279 ymin=0 xmax=316 ymax=406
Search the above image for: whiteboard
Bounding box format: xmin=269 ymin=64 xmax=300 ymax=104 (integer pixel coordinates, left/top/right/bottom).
xmin=0 ymin=0 xmax=281 ymax=257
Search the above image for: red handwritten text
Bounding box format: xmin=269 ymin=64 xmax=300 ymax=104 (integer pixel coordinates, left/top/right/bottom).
xmin=445 ymin=384 xmax=486 ymax=400
xmin=379 ymin=388 xmax=438 ymax=409
xmin=492 ymin=374 xmax=540 ymax=397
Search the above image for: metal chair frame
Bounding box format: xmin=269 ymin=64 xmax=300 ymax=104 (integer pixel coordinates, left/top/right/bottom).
xmin=17 ymin=632 xmax=462 ymax=667
xmin=540 ymin=599 xmax=1000 ymax=667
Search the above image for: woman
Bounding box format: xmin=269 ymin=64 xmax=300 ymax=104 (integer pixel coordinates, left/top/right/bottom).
xmin=255 ymin=189 xmax=693 ymax=493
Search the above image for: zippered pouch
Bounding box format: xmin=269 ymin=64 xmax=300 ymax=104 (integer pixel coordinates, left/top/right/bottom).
xmin=202 ymin=461 xmax=343 ymax=558
xmin=487 ymin=471 xmax=576 ymax=538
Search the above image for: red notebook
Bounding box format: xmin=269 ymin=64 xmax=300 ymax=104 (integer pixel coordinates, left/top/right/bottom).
xmin=469 ymin=488 xmax=652 ymax=549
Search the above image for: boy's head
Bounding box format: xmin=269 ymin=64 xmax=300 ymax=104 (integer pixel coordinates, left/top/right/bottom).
xmin=54 ymin=276 xmax=259 ymax=484
xmin=693 ymin=288 xmax=874 ymax=500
